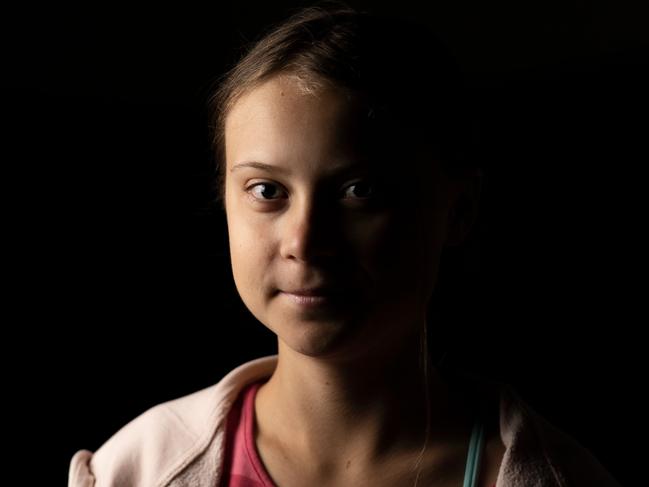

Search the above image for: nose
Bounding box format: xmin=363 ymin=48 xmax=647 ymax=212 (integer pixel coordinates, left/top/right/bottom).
xmin=279 ymin=194 xmax=338 ymax=263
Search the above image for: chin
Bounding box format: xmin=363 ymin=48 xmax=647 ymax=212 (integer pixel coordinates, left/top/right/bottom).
xmin=275 ymin=313 xmax=372 ymax=358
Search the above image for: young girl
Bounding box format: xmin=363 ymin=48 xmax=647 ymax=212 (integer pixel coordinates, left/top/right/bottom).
xmin=68 ymin=2 xmax=621 ymax=486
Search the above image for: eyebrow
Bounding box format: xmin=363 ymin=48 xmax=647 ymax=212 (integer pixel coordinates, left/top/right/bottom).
xmin=230 ymin=160 xmax=370 ymax=176
xmin=230 ymin=161 xmax=290 ymax=174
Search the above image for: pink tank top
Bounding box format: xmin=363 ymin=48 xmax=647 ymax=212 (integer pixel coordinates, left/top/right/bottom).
xmin=221 ymin=380 xmax=275 ymax=486
xmin=220 ymin=380 xmax=496 ymax=487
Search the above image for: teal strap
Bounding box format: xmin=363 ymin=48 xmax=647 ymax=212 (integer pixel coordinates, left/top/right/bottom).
xmin=462 ymin=417 xmax=485 ymax=487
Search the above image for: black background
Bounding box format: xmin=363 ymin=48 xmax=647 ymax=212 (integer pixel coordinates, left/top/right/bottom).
xmin=16 ymin=1 xmax=648 ymax=485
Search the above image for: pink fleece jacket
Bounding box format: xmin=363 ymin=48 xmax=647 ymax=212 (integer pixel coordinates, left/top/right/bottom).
xmin=68 ymin=355 xmax=621 ymax=487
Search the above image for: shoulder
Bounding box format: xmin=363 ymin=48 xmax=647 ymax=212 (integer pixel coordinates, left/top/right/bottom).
xmin=442 ymin=370 xmax=621 ymax=486
xmin=68 ymin=383 xmax=219 ymax=487
xmin=496 ymin=381 xmax=621 ymax=487
xmin=68 ymin=355 xmax=279 ymax=487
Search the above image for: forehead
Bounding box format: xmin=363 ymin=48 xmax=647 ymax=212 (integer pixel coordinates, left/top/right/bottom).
xmin=223 ymin=74 xmax=440 ymax=182
xmin=225 ymin=75 xmax=370 ymax=161
xmin=227 ymin=73 xmax=359 ymax=123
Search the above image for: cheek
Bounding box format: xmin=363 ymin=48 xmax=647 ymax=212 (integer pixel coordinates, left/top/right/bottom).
xmin=226 ymin=212 xmax=274 ymax=302
xmin=353 ymin=209 xmax=420 ymax=270
xmin=357 ymin=205 xmax=443 ymax=299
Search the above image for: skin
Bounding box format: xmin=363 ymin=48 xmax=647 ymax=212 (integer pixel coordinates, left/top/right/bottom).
xmin=223 ymin=73 xmax=496 ymax=486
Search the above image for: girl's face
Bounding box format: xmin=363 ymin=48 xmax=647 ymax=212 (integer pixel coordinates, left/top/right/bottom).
xmin=224 ymin=74 xmax=453 ymax=363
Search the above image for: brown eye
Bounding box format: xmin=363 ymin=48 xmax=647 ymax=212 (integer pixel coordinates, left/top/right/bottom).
xmin=247 ymin=182 xmax=286 ymax=200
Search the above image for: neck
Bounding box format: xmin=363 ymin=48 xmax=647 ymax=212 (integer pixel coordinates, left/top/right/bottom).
xmin=254 ymin=323 xmax=466 ymax=477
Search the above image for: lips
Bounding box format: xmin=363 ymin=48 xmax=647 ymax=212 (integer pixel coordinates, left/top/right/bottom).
xmin=285 ymin=287 xmax=337 ymax=296
xmin=280 ymin=290 xmax=344 ymax=309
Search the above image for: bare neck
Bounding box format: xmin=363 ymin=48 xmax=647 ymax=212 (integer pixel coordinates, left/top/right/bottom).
xmin=254 ymin=334 xmax=475 ymax=480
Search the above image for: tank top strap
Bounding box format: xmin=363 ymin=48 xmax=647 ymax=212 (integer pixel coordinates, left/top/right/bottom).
xmin=462 ymin=415 xmax=486 ymax=487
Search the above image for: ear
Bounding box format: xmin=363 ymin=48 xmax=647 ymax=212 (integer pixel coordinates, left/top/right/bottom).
xmin=444 ymin=168 xmax=484 ymax=247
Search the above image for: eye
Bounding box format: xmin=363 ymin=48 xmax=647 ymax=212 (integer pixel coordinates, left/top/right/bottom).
xmin=246 ymin=182 xmax=286 ymax=201
xmin=342 ymin=180 xmax=375 ymax=200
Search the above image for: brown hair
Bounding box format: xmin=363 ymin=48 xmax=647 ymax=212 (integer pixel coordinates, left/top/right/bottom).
xmin=207 ymin=0 xmax=481 ymax=213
